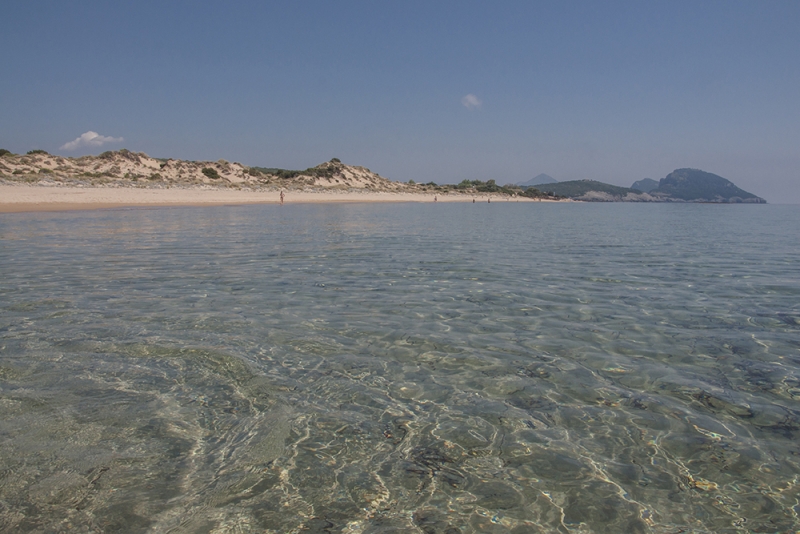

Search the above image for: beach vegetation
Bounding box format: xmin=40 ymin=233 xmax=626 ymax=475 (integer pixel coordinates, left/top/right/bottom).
xmin=474 ymin=179 xmax=504 ymax=193
xmin=0 ymin=149 xmax=12 ymax=157
xmin=252 ymin=166 xmax=337 ymax=181
xmin=27 ymin=149 xmax=49 ymax=155
xmin=539 ymin=180 xmax=632 ymax=198
xmin=408 ymin=179 xmax=415 ymax=185
xmin=251 ymin=167 xmax=303 ymax=180
xmin=148 ymin=173 xmax=162 ymax=181
xmin=449 ymin=179 xmax=516 ymax=195
xmin=251 ymin=167 xmax=285 ymax=176
xmin=12 ymin=170 xmax=23 ymax=174
xmin=38 ymin=168 xmax=53 ymax=174
xmin=276 ymin=169 xmax=302 ymax=179
xmin=202 ymin=167 xmax=221 ymax=180
xmin=246 ymin=160 xmax=354 ymax=182
xmin=520 ymin=187 xmax=549 ymax=198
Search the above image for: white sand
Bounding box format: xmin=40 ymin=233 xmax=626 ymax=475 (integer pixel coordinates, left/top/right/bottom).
xmin=0 ymin=185 xmax=552 ymax=213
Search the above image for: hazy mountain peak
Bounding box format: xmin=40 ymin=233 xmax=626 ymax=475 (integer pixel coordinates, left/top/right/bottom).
xmin=631 ymin=178 xmax=658 ymax=192
xmin=517 ymin=173 xmax=557 ymax=187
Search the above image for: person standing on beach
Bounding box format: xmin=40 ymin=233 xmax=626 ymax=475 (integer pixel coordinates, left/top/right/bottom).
xmin=280 ymin=190 xmax=285 ymax=205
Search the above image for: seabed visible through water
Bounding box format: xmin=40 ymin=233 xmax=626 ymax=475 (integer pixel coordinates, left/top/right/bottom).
xmin=1 ymin=202 xmax=799 ymax=533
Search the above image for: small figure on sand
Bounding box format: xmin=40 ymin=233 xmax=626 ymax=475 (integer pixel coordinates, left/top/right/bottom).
xmin=434 ymin=195 xmax=437 ymax=202
xmin=280 ymin=190 xmax=285 ymax=205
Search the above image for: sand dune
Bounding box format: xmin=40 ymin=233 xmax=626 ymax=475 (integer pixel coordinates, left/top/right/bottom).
xmin=0 ymin=150 xmax=561 ymax=212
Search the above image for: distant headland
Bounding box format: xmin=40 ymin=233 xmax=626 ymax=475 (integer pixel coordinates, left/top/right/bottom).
xmin=517 ymin=168 xmax=766 ymax=203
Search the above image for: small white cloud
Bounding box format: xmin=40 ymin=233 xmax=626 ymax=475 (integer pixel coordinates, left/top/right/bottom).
xmin=60 ymin=131 xmax=124 ymax=151
xmin=461 ymin=94 xmax=482 ymax=110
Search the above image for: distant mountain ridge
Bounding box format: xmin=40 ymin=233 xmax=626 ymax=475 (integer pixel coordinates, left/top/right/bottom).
xmin=517 ymin=173 xmax=557 ymax=187
xmin=528 ymin=169 xmax=765 ymax=203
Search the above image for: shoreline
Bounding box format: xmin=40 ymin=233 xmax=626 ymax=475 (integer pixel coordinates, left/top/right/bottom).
xmin=0 ymin=184 xmax=555 ymax=213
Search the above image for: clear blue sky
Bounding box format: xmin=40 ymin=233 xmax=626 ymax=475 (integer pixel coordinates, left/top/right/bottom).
xmin=2 ymin=1 xmax=798 ymax=202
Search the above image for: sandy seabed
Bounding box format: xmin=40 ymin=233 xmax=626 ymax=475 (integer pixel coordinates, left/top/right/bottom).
xmin=0 ymin=185 xmax=550 ymax=213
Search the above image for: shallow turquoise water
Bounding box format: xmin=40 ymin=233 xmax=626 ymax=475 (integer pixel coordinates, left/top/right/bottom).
xmin=1 ymin=202 xmax=799 ymax=533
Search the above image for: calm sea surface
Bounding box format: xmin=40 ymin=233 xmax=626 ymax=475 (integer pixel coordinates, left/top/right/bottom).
xmin=1 ymin=202 xmax=799 ymax=533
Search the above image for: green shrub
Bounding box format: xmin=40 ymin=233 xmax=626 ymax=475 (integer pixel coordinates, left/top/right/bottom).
xmin=331 ymin=157 xmax=341 ymax=163
xmin=520 ymin=187 xmax=544 ymax=198
xmin=148 ymin=173 xmax=162 ymax=180
xmin=39 ymin=168 xmax=53 ymax=174
xmin=0 ymin=149 xmax=12 ymax=157
xmin=456 ymin=179 xmax=477 ymax=189
xmin=276 ymin=169 xmax=301 ymax=179
xmin=408 ymin=179 xmax=415 ymax=185
xmin=202 ymin=167 xmax=220 ymax=179
xmin=27 ymin=149 xmax=48 ymax=155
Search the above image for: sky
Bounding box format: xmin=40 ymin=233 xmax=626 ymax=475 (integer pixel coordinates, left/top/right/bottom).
xmin=1 ymin=1 xmax=799 ymax=203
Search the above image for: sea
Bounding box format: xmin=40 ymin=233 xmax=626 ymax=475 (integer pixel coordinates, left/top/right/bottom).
xmin=1 ymin=202 xmax=799 ymax=533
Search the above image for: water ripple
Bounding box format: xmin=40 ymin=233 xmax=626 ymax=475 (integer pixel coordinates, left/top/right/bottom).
xmin=1 ymin=203 xmax=799 ymax=532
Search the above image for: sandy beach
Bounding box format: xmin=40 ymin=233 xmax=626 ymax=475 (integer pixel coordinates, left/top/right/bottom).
xmin=0 ymin=185 xmax=549 ymax=213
